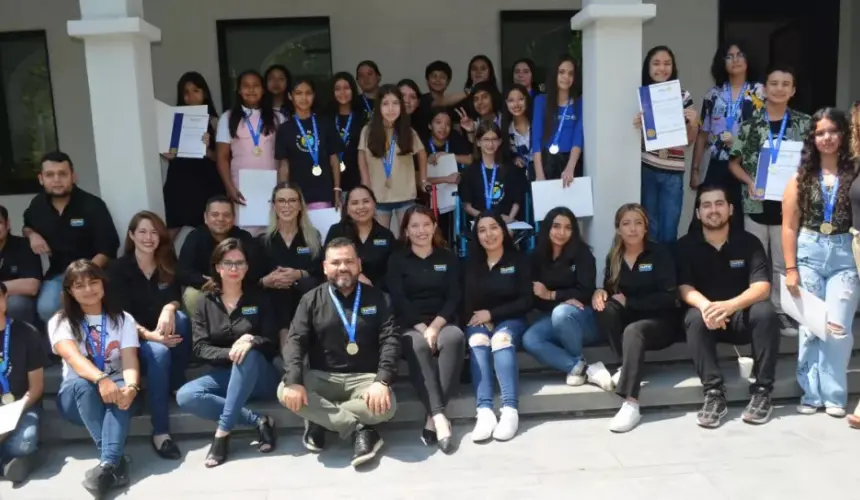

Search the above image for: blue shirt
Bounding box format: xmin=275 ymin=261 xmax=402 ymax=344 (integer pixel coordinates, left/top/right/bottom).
xmin=531 ymin=95 xmax=583 ymax=154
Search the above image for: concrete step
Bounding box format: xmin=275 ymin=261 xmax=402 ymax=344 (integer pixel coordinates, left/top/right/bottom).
xmin=40 ymin=353 xmax=860 ymax=442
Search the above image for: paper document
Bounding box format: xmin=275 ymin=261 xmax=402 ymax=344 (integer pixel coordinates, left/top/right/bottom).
xmin=0 ymin=399 xmax=26 ymax=436
xmin=753 ymin=141 xmax=803 ymax=201
xmin=779 ymin=274 xmax=827 ymax=340
xmin=428 ymin=155 xmax=459 ymax=214
xmin=309 ymin=207 xmax=341 ymax=242
xmin=237 ymin=170 xmax=277 ymax=227
xmin=638 ymin=80 xmax=687 ymax=151
xmin=156 ymin=100 xmax=210 ymax=158
xmin=530 ymin=178 xmax=594 ymax=221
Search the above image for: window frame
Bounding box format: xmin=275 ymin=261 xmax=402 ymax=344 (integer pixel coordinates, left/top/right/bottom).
xmin=499 ymin=9 xmax=579 ymax=89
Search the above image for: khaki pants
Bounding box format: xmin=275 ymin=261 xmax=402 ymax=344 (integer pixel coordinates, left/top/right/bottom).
xmin=182 ymin=287 xmax=203 ymax=316
xmin=277 ymin=370 xmax=397 ymax=438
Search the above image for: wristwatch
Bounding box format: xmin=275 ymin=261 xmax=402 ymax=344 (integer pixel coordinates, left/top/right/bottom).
xmin=128 ymin=383 xmax=142 ymax=393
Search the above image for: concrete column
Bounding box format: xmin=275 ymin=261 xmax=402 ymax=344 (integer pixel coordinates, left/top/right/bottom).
xmin=571 ymin=0 xmax=656 ymax=278
xmin=68 ymin=0 xmax=162 ymax=242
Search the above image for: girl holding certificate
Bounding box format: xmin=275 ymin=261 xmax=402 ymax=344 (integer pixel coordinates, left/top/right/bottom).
xmin=782 ymin=108 xmax=859 ymax=418
xmin=532 ymin=55 xmax=583 ymax=185
xmin=329 ymin=72 xmax=367 ymax=195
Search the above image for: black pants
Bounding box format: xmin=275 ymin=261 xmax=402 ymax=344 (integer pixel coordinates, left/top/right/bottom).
xmin=595 ymin=300 xmax=681 ymax=399
xmin=541 ymin=151 xmax=583 ymax=180
xmin=401 ymin=326 xmax=466 ymax=416
xmin=684 ymin=301 xmax=780 ymax=394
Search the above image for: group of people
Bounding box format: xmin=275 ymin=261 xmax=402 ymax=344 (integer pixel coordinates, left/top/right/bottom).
xmin=1 ymin=41 xmax=860 ymax=499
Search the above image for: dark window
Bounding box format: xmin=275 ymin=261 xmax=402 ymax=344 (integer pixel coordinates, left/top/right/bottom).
xmin=0 ymin=30 xmax=58 ymax=195
xmin=500 ymin=10 xmax=580 ymax=91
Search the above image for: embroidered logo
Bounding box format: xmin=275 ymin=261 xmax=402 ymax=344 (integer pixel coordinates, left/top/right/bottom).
xmin=296 ymin=247 xmax=311 ymax=255
xmin=638 ymin=263 xmax=653 ymax=272
xmin=241 ymin=306 xmax=258 ymax=315
xmin=70 ymin=218 xmax=85 ymax=227
xmin=373 ymin=239 xmax=388 ymax=246
xmin=158 ymin=282 xmax=170 ymax=290
xmin=729 ymin=259 xmax=746 ymax=269
xmin=360 ymin=306 xmax=377 ymax=315
xmin=499 ymin=266 xmax=515 ymax=275
xmin=433 ymin=264 xmax=447 ymax=272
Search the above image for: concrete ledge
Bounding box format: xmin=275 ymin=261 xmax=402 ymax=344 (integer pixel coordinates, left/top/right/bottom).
xmin=571 ymin=3 xmax=657 ymax=30
xmin=67 ymin=17 xmax=161 ymax=42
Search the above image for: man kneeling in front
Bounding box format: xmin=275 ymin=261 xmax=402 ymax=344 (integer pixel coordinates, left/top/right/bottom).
xmin=279 ymin=237 xmax=398 ymax=468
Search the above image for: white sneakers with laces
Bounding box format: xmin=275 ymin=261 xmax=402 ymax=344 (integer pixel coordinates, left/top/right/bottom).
xmin=609 ymin=401 xmax=641 ymax=433
xmin=586 ymin=362 xmax=615 ymax=392
xmin=566 ymin=359 xmax=587 ymax=386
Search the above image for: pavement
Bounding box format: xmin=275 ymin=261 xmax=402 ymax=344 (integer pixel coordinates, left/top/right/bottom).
xmin=3 ymin=403 xmax=860 ymax=500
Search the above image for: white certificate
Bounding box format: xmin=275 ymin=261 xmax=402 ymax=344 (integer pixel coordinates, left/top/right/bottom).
xmin=638 ymin=80 xmax=687 ymax=151
xmin=779 ymin=274 xmax=827 ymax=340
xmin=237 ymin=169 xmax=277 ymax=227
xmin=308 ymin=207 xmax=341 ymax=242
xmin=427 ymin=154 xmax=459 ymax=214
xmin=530 ymin=177 xmax=594 ymax=221
xmin=753 ymin=140 xmax=803 ymax=201
xmin=156 ymin=100 xmax=210 ymax=159
xmin=0 ymin=399 xmax=26 ymax=436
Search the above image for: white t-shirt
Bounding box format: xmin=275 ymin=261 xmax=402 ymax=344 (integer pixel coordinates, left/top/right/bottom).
xmin=215 ymin=107 xmax=286 ymax=144
xmin=49 ymin=312 xmax=140 ymax=382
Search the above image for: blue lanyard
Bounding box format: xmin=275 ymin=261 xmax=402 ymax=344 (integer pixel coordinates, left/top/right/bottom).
xmin=328 ymin=284 xmax=361 ymax=345
xmin=0 ymin=321 xmax=11 ymax=395
xmin=724 ymin=82 xmax=747 ymax=131
xmin=550 ymin=99 xmax=573 ymax=147
xmin=481 ymin=163 xmax=499 ymax=209
xmin=362 ymin=95 xmax=373 ymax=116
xmin=294 ymin=114 xmax=320 ymax=166
xmin=383 ymin=133 xmax=397 ymax=180
xmin=429 ymin=140 xmax=449 ymax=154
xmin=244 ymin=111 xmax=263 ymax=147
xmin=765 ymin=111 xmax=789 ymax=164
xmin=820 ymin=172 xmax=840 ymax=225
xmin=336 ymin=113 xmax=353 ymax=162
xmin=83 ymin=314 xmax=108 ymax=371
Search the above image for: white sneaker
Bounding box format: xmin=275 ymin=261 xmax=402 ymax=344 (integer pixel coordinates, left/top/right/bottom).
xmin=611 ymin=368 xmax=622 ymax=388
xmin=609 ymin=401 xmax=641 ymax=433
xmin=566 ymin=359 xmax=587 ymax=386
xmin=826 ymin=407 xmax=847 ymax=418
xmin=493 ymin=407 xmax=519 ymax=441
xmin=587 ymin=362 xmax=615 ymax=392
xmin=471 ymin=408 xmax=497 ymax=442
xmin=796 ymin=404 xmax=818 ymax=415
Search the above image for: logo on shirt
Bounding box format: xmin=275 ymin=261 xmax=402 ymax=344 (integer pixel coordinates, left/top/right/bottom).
xmin=157 ymin=282 xmax=170 ymax=290
xmin=296 ymin=246 xmax=311 ymax=255
xmin=70 ymin=218 xmax=85 ymax=227
xmin=296 ymin=129 xmax=317 ymax=154
xmin=569 ymin=265 xmax=577 ymax=272
xmin=241 ymin=306 xmax=258 ymax=315
xmin=9 ymin=265 xmax=17 ymax=274
xmin=373 ymin=239 xmax=388 ymax=247
xmin=730 ymin=259 xmax=746 ymax=269
xmin=360 ymin=306 xmax=377 ymax=315
xmin=638 ymin=263 xmax=653 ymax=272
xmin=433 ymin=264 xmax=447 ymax=272
xmin=499 ymin=266 xmax=515 ymax=275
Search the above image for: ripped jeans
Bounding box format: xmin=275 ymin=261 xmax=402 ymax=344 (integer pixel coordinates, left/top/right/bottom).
xmin=796 ymin=229 xmax=860 ymax=409
xmin=466 ymin=319 xmax=528 ymax=410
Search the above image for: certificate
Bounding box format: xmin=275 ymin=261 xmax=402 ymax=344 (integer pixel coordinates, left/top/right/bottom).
xmin=308 ymin=207 xmax=341 ymax=242
xmin=753 ymin=140 xmax=802 ymax=201
xmin=0 ymin=399 xmax=26 ymax=436
xmin=156 ymin=100 xmax=210 ymax=159
xmin=530 ymin=178 xmax=594 ymax=221
xmin=638 ymin=80 xmax=687 ymax=151
xmin=427 ymin=154 xmax=459 ymax=214
xmin=779 ymin=275 xmax=827 ymax=340
xmin=237 ymin=170 xmax=277 ymax=227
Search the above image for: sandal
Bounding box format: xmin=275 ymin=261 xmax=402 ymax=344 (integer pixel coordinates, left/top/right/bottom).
xmin=256 ymin=415 xmax=276 ymax=453
xmin=204 ymin=435 xmax=230 ymax=468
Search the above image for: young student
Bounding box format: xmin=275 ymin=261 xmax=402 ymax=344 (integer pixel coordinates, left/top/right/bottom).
xmin=511 ymin=58 xmax=542 ymax=98
xmin=329 ymin=72 xmax=367 ymax=194
xmin=420 ymin=60 xmax=458 ymax=129
xmin=532 ymin=55 xmax=583 ymax=185
xmin=215 ymin=70 xmax=284 ymax=233
xmin=162 ymin=72 xmax=225 ymax=238
xmin=456 ymin=82 xmax=504 ymax=144
xmin=502 ymin=84 xmax=534 ymax=180
xmin=398 ymin=79 xmax=426 ymax=141
xmin=728 ymin=63 xmax=811 ymax=330
xmin=782 ymin=108 xmax=859 ymax=417
xmin=634 ymin=46 xmax=698 ymax=243
xmin=274 ymin=78 xmax=342 ymax=210
xmin=460 ymin=121 xmax=524 ymax=223
xmin=356 ymin=60 xmax=382 ymax=121
xmin=424 ymin=108 xmax=471 ymax=238
xmin=432 ymin=55 xmax=500 ymax=116
xmin=358 ymin=84 xmax=428 ymax=233
xmin=0 ymin=205 xmax=40 ymax=324
xmin=265 ymin=64 xmax=293 ymax=118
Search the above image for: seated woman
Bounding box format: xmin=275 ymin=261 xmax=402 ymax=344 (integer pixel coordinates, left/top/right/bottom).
xmin=175 ymin=238 xmax=280 ymax=468
xmin=258 ymin=182 xmax=323 ymax=328
xmin=387 ymin=206 xmax=464 ymax=454
xmin=522 ymin=208 xmax=611 ymax=388
xmin=49 ymin=260 xmax=140 ymax=498
xmin=325 ymin=185 xmax=396 ymax=289
xmin=108 ymin=211 xmax=190 ymax=460
xmin=592 ymin=204 xmax=681 ymax=433
xmin=464 ymin=212 xmax=532 ymax=443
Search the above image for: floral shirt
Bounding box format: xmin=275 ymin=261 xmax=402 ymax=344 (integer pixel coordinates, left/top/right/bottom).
xmin=700 ymin=82 xmax=765 ymax=161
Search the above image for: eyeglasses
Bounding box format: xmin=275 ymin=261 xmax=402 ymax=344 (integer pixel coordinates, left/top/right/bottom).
xmin=724 ymin=52 xmax=747 ymax=62
xmin=219 ymin=260 xmax=248 ymax=270
xmin=274 ymin=197 xmax=301 ymax=206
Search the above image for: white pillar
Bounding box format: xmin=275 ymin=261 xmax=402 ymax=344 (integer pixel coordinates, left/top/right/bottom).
xmin=68 ymin=0 xmax=162 ymax=242
xmin=572 ymin=0 xmax=656 ymax=278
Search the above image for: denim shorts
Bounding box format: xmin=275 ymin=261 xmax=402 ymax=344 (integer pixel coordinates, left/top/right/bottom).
xmin=376 ymin=200 xmax=415 ymax=214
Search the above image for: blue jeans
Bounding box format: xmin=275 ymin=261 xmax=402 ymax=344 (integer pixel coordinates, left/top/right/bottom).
xmin=466 ymin=319 xmax=528 ymax=410
xmin=36 ymin=274 xmax=64 ymax=323
xmin=0 ymin=406 xmax=41 ymax=470
xmin=175 ymin=350 xmax=280 ymax=432
xmin=522 ymin=305 xmax=601 ymax=374
xmin=138 ymin=311 xmax=192 ymax=435
xmin=796 ymin=230 xmax=860 ymax=409
xmin=641 ymin=166 xmax=683 ymax=243
xmin=57 ymin=378 xmax=136 ymax=466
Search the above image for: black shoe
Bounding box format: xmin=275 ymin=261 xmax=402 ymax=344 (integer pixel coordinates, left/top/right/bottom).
xmin=151 ymin=436 xmax=181 ymax=460
xmin=778 ymin=313 xmax=798 ymax=336
xmin=255 ymin=415 xmax=276 ymax=453
xmin=742 ymin=388 xmax=773 ymax=425
xmin=2 ymin=454 xmax=35 ymax=483
xmin=697 ymin=388 xmax=728 ymax=428
xmin=437 ymin=436 xmax=455 ymax=455
xmin=204 ymin=435 xmax=229 ymax=468
xmin=421 ymin=428 xmax=438 ymax=446
xmin=302 ymin=421 xmax=326 ymax=453
xmin=82 ymin=460 xmax=129 ymax=498
xmin=350 ymin=426 xmax=383 ymax=468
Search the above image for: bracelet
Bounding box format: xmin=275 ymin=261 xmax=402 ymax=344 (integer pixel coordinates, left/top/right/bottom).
xmin=127 ymin=383 xmax=142 ymax=393
xmin=333 ymin=187 xmax=342 ymax=192
xmin=94 ymin=373 xmax=109 ymax=384
xmin=786 ymin=267 xmax=798 ymax=272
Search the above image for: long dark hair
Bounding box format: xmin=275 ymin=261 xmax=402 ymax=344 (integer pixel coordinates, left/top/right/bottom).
xmin=203 ymin=238 xmax=248 ymax=292
xmin=470 ymin=81 xmax=503 ymax=121
xmin=510 ymin=58 xmax=537 ymax=90
xmin=58 ymin=260 xmax=125 ymax=342
xmin=464 ymin=211 xmax=517 ymax=313
xmin=290 ymin=77 xmax=319 ymax=113
xmin=123 ymin=211 xmax=176 ymax=284
xmin=465 ymin=55 xmax=499 ymax=90
xmin=227 ymin=70 xmax=278 ymax=138
xmin=710 ymin=39 xmax=758 ymax=87
xmin=398 ymin=204 xmax=447 ymax=248
xmin=341 ymin=185 xmax=378 ymax=242
xmin=328 ymin=71 xmax=363 ymax=116
xmin=366 ymin=84 xmax=414 ymax=157
xmin=542 ymin=55 xmax=578 ymax=147
xmin=642 ymin=46 xmax=679 ymax=86
xmin=534 ymin=207 xmax=583 ymax=263
xmin=176 ymin=71 xmax=218 ymax=118
xmin=501 ymin=84 xmax=532 ymax=161
xmin=264 ymin=64 xmax=294 ymax=115
xmin=796 ymin=108 xmax=855 ymax=220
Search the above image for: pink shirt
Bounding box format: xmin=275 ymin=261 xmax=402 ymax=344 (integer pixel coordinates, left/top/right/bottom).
xmin=216 ymin=107 xmax=285 ymax=187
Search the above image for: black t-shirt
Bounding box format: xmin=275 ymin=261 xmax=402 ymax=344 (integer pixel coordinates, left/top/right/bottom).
xmin=108 ymin=254 xmax=182 ymax=331
xmin=459 ymin=162 xmax=525 ymax=218
xmin=335 ymin=111 xmax=367 ymax=193
xmin=2 ymin=319 xmax=48 ymax=400
xmin=274 ymin=114 xmax=343 ymax=205
xmin=605 ymin=242 xmax=678 ymax=314
xmin=386 ymin=246 xmax=461 ymax=328
xmin=465 ymin=249 xmax=532 ymax=321
xmin=424 ymin=131 xmax=472 ymax=159
xmin=257 ymin=229 xmax=324 ymax=327
xmin=325 ymin=221 xmax=397 ymax=290
xmin=532 ymin=244 xmax=596 ymax=312
xmin=0 ymin=235 xmax=41 ymax=283
xmin=748 ymin=120 xmax=785 ymax=226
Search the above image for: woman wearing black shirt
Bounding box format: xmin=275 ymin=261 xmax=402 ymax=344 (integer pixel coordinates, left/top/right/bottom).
xmin=175 ymin=238 xmax=279 ymax=467
xmin=325 ymin=185 xmax=396 ymax=289
xmin=329 ymin=72 xmax=367 ymax=194
xmin=593 ymin=203 xmax=681 ymax=433
xmin=258 ymin=182 xmax=323 ymax=329
xmin=464 ymin=212 xmax=532 ymax=443
xmin=387 ymin=206 xmax=463 ymax=453
xmin=460 ymin=121 xmax=523 ymax=222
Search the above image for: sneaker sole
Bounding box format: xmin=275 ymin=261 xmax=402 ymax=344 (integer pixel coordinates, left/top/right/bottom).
xmin=350 ymin=438 xmax=384 ymax=468
xmin=696 ymin=407 xmax=729 ymax=428
xmin=3 ymin=456 xmax=32 ymax=483
xmin=303 ymin=421 xmax=324 ymax=453
xmin=742 ymin=405 xmax=773 ymax=425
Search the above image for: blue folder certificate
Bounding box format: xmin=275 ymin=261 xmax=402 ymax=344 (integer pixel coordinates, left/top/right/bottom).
xmin=638 ymin=80 xmax=686 ymax=151
xmin=156 ymin=101 xmax=210 ymax=158
xmin=752 ymin=140 xmax=803 ymax=201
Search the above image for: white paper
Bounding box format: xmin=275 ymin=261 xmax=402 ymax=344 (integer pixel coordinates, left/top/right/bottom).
xmin=0 ymin=399 xmax=26 ymax=435
xmin=427 ymin=155 xmax=459 ymax=214
xmin=308 ymin=207 xmax=341 ymax=242
xmin=779 ymin=274 xmax=827 ymax=340
xmin=638 ymin=80 xmax=688 ymax=151
xmin=237 ymin=170 xmax=277 ymax=227
xmin=530 ymin=178 xmax=594 ymax=221
xmin=756 ymin=141 xmax=803 ymax=201
xmin=155 ymin=100 xmax=210 ymax=158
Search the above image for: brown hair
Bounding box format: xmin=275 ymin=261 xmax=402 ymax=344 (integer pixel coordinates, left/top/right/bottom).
xmin=366 ymin=84 xmax=415 ymax=157
xmin=203 ymin=238 xmax=248 ymax=292
xmin=605 ymin=204 xmax=649 ymax=294
xmin=58 ymin=259 xmax=125 ymax=342
xmin=850 ymin=103 xmax=860 ymax=161
xmin=398 ymin=205 xmax=447 ymax=249
xmin=124 ymin=211 xmax=176 ymax=284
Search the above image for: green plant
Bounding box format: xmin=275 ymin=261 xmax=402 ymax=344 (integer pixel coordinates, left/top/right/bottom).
xmin=568 ymin=30 xmax=582 ymax=65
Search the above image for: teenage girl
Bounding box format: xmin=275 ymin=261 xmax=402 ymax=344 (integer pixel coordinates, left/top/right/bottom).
xmin=265 ymin=64 xmax=293 ymax=118
xmin=532 ymin=55 xmax=583 ymax=186
xmin=329 ymin=71 xmax=367 ymax=194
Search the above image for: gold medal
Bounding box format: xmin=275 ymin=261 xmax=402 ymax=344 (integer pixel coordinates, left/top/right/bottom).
xmin=339 ymin=161 xmax=346 ymax=172
xmin=658 ymin=149 xmax=669 ymax=159
xmin=253 ymin=146 xmax=262 ymax=157
xmin=820 ymin=222 xmax=834 ymax=235
xmin=346 ymin=342 xmax=359 ymax=355
xmin=312 ymin=165 xmax=322 ymax=176
xmin=720 ymin=131 xmax=732 ymax=142
xmin=1 ymin=393 xmax=14 ymax=405
xmin=385 ymin=177 xmax=392 ymax=188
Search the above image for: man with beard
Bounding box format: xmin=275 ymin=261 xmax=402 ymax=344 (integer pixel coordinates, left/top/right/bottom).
xmin=22 ymin=152 xmax=119 ymax=323
xmin=279 ymin=237 xmax=398 ymax=469
xmin=0 ymin=206 xmax=41 ymax=323
xmin=676 ymin=185 xmax=780 ymax=429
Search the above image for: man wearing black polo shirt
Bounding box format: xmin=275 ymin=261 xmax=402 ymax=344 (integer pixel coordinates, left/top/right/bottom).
xmin=677 ymin=185 xmax=780 ymax=429
xmin=22 ymin=152 xmax=119 ymax=323
xmin=177 ymin=196 xmax=261 ymax=314
xmin=0 ymin=206 xmax=40 ymax=324
xmin=279 ymin=237 xmax=398 ymax=469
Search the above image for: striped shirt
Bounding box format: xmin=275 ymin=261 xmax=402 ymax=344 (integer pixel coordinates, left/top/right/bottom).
xmin=641 ymin=90 xmax=694 ymax=173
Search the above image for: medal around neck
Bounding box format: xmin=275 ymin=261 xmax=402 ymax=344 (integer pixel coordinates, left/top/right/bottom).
xmin=548 ymin=144 xmax=560 ymax=155
xmin=0 ymin=393 xmax=13 ymax=405
xmin=820 ymin=222 xmax=834 ymax=235
xmin=312 ymin=165 xmax=322 ymax=176
xmin=346 ymin=342 xmax=359 ymax=355
xmin=720 ymin=131 xmax=732 ymax=142
xmin=339 ymin=161 xmax=346 ymax=172
xmin=253 ymin=146 xmax=263 ymax=157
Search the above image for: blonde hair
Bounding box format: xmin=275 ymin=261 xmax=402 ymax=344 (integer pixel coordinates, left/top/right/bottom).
xmin=851 ymin=103 xmax=860 ymax=161
xmin=265 ymin=183 xmax=322 ymax=258
xmin=605 ymin=203 xmax=649 ymax=294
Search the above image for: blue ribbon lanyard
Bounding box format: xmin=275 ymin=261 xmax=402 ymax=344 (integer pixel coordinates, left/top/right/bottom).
xmin=429 ymin=140 xmax=449 ymax=154
xmin=820 ymin=172 xmax=840 ymax=225
xmin=362 ymin=95 xmax=373 ymax=116
xmin=724 ymin=82 xmax=747 ymax=131
xmin=494 ymin=113 xmax=501 ymax=128
xmin=336 ymin=113 xmax=353 ymax=163
xmin=294 ymin=114 xmax=320 ymax=166
xmin=765 ymin=111 xmax=789 ymax=164
xmin=328 ymin=284 xmax=362 ymax=346
xmin=244 ymin=111 xmax=263 ymax=149
xmin=481 ymin=163 xmax=499 ymax=209
xmin=550 ymin=99 xmax=572 ymax=148
xmin=383 ymin=133 xmax=398 ymax=181
xmin=84 ymin=314 xmax=108 ymax=371
xmin=0 ymin=321 xmax=11 ymax=395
